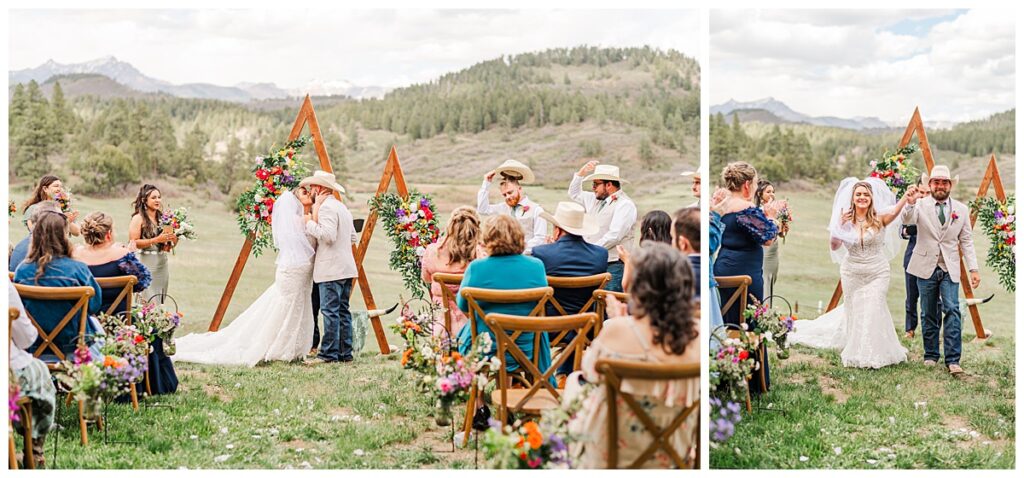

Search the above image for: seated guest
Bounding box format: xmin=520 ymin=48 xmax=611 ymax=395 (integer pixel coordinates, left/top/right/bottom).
xmin=421 ymin=206 xmax=487 ymax=338
xmin=564 ymin=243 xmax=699 ymax=468
xmin=9 ymin=201 xmax=60 ymax=273
xmin=672 ymin=207 xmax=702 ymax=300
xmin=9 ymin=282 xmax=57 ymax=468
xmin=13 ymin=210 xmax=103 ymax=358
xmin=455 ymin=215 xmax=551 ymax=376
xmin=533 ymin=202 xmax=608 ymax=316
xmin=73 ymin=212 xmax=178 ymax=396
xmin=639 ymin=210 xmax=673 ymax=246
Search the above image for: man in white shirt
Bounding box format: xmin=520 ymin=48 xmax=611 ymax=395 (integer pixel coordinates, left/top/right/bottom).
xmin=477 ymin=159 xmax=546 ymax=254
xmin=681 ymin=169 xmax=700 ymax=208
xmin=568 ymin=160 xmax=638 ymax=292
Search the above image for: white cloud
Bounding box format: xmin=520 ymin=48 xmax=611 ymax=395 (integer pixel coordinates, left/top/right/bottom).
xmin=9 ymin=9 xmax=700 ymax=89
xmin=711 ymin=9 xmax=1015 ymax=124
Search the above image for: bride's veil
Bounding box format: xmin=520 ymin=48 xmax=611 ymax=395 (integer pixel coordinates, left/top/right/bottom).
xmin=273 ymin=190 xmax=315 ymax=268
xmin=827 ymin=177 xmax=902 ymax=264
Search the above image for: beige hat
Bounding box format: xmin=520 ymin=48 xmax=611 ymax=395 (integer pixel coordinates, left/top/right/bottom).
xmin=680 ymin=169 xmax=701 ymax=179
xmin=583 ymin=164 xmax=629 ymax=184
xmin=540 ymin=202 xmax=598 ymax=237
xmin=299 ymin=170 xmax=346 ymax=194
xmin=923 ymin=165 xmax=958 ymax=188
xmin=494 ymin=159 xmax=535 ymax=184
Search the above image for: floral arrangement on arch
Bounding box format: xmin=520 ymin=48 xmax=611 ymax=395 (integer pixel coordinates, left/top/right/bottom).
xmin=369 ymin=192 xmax=442 ymax=300
xmin=236 ymin=136 xmax=312 ymax=257
xmin=132 ymin=302 xmax=183 ymax=356
xmin=970 ymin=195 xmax=1016 ymax=292
xmin=869 ymin=144 xmax=920 ymax=199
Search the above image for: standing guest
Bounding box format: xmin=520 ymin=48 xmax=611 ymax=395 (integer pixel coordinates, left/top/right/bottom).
xmin=713 ymin=162 xmax=778 ymax=393
xmin=21 ymin=175 xmax=81 ymax=236
xmin=477 ymin=160 xmax=546 ymax=254
xmin=708 ymin=190 xmax=729 ymax=349
xmin=9 ymin=283 xmax=57 ymax=468
xmin=421 ymin=206 xmax=487 ymax=338
xmin=128 ymin=184 xmax=177 ymax=303
xmin=639 ymin=210 xmax=673 ymax=246
xmin=569 ymin=160 xmax=638 ymax=292
xmin=13 ymin=211 xmax=103 ymax=359
xmin=681 ymin=169 xmax=701 ymax=208
xmin=672 ymin=207 xmax=702 ymax=300
xmin=755 ymin=179 xmax=786 ymax=304
xmin=9 ymin=201 xmax=60 ymax=273
xmin=563 ymin=244 xmax=699 ymax=468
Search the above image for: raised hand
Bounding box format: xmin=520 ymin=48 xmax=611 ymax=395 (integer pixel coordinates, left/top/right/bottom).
xmin=763 ymin=201 xmax=780 ymax=219
xmin=484 ymin=170 xmax=497 ymax=182
xmin=604 ymin=293 xmax=629 ymax=319
xmin=578 ymin=160 xmax=599 ymax=177
xmin=840 ymin=208 xmax=854 ymax=225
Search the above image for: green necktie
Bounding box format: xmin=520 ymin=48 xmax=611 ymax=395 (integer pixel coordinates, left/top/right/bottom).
xmin=938 ymin=202 xmax=946 ymax=225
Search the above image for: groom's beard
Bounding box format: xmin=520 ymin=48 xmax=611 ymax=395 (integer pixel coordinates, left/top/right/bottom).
xmin=931 ymin=189 xmax=950 ymax=201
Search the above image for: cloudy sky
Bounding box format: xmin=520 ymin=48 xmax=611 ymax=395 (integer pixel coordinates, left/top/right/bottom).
xmin=711 ymin=9 xmax=1015 ymax=124
xmin=10 ymin=9 xmax=701 ymax=89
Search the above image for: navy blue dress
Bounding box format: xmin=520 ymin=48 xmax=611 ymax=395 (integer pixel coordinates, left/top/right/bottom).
xmin=89 ymin=254 xmax=178 ymax=396
xmin=713 ymin=206 xmax=777 ymax=393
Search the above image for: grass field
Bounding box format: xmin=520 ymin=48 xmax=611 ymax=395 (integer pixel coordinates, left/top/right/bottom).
xmin=710 ymin=188 xmax=1016 ymax=470
xmin=8 ymin=181 xmax=690 ymax=469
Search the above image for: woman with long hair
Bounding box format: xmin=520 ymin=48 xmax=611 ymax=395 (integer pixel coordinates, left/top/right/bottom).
xmin=755 ymin=179 xmax=784 ymax=304
xmin=420 ymin=206 xmax=487 ymax=337
xmin=639 ymin=210 xmax=673 ymax=246
xmin=21 ymin=174 xmax=80 ymax=236
xmin=128 ymin=184 xmax=177 ymax=302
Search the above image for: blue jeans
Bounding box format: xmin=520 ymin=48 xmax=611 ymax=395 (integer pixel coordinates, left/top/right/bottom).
xmin=904 ymin=269 xmax=920 ymax=333
xmin=917 ymin=268 xmax=961 ymax=366
xmin=317 ymin=278 xmax=354 ymax=362
xmin=606 ymin=261 xmax=625 ymax=293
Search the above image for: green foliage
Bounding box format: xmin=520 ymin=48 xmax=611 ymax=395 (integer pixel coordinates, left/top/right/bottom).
xmin=235 ymin=136 xmax=311 ymax=257
xmin=930 ymin=110 xmax=1015 ymax=156
xmin=69 ymin=144 xmax=140 ymax=195
xmin=578 ymin=138 xmax=603 ymax=156
xmin=367 ymin=193 xmax=441 ymax=300
xmin=970 ymin=195 xmax=1016 ymax=292
xmin=638 ymin=136 xmax=655 ymax=169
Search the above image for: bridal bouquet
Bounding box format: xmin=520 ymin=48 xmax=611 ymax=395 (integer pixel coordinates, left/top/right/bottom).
xmin=970 ymin=195 xmax=1016 ymax=292
xmin=236 ymin=136 xmax=312 ymax=256
xmin=869 ymin=144 xmax=920 ymax=199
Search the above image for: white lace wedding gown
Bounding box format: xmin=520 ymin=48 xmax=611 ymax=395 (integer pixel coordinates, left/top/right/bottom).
xmin=789 ymin=227 xmax=907 ymax=368
xmin=174 ymin=192 xmax=314 ymax=366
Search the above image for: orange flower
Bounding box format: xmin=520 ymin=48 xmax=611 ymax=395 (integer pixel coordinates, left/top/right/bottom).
xmin=103 ymin=356 xmax=123 ymax=369
xmin=523 ymin=421 xmax=543 ymax=449
xmin=401 ymin=348 xmax=413 ymax=366
xmin=451 ymin=352 xmax=462 ymax=361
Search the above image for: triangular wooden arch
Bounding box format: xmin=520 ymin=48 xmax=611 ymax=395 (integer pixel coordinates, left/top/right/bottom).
xmin=825 ymin=107 xmax=990 ymax=340
xmin=207 ymin=95 xmax=392 ymax=354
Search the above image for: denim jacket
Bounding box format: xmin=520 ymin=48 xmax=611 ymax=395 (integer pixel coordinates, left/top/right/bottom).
xmin=14 ymin=256 xmax=103 ymax=356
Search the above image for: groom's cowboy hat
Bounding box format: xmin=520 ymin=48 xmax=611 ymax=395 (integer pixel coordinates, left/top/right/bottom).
xmin=922 ymin=165 xmax=959 ymax=188
xmin=540 ymin=201 xmax=599 ymax=237
xmin=493 ymin=159 xmax=535 ymax=184
xmin=300 ymin=170 xmax=346 ymax=194
xmin=584 ymin=164 xmax=630 ymax=184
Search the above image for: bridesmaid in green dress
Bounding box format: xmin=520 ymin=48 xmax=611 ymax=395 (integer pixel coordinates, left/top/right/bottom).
xmin=756 ymin=179 xmax=786 ymax=306
xmin=128 ymin=184 xmax=177 ymax=303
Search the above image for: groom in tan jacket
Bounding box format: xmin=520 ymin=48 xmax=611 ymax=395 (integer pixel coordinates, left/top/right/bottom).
xmin=900 ymin=165 xmax=980 ymax=376
xmin=302 ymin=171 xmax=358 ymax=364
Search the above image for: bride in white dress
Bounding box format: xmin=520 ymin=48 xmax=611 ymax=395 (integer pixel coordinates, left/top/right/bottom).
xmin=174 ymin=190 xmax=315 ymax=366
xmin=789 ymin=177 xmax=916 ymax=369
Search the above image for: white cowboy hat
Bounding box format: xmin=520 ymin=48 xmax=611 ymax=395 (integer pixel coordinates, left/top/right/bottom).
xmin=299 ymin=170 xmax=346 ymax=194
xmin=540 ymin=201 xmax=598 ymax=237
xmin=492 ymin=159 xmax=535 ymax=184
xmin=583 ymin=164 xmax=629 ymax=184
xmin=680 ymin=169 xmax=701 ymax=179
xmin=923 ymin=165 xmax=959 ymax=188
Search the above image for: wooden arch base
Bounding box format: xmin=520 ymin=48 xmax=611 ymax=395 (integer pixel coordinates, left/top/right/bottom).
xmin=208 ymin=95 xmax=394 ymax=354
xmin=825 ymin=107 xmax=991 ymax=340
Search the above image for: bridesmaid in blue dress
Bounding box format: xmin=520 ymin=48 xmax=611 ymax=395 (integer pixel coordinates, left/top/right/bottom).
xmin=74 ymin=212 xmax=178 ymax=396
xmin=713 ymin=162 xmax=779 ymax=393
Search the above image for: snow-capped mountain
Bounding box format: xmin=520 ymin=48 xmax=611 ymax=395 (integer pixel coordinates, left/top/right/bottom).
xmin=711 ymin=97 xmax=894 ymax=131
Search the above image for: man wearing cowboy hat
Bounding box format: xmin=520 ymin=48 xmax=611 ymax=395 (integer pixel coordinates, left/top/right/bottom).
xmin=901 ymin=164 xmax=980 ymax=377
xmin=681 ymin=169 xmax=701 ymax=208
xmin=569 ymin=160 xmax=638 ymax=292
xmin=477 ymin=159 xmax=546 ymax=254
xmin=302 ymin=170 xmax=359 ymax=364
xmin=532 ymin=201 xmax=608 ymax=376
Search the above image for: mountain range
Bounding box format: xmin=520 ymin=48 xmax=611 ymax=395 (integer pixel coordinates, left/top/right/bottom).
xmin=711 ymin=97 xmax=897 ymax=130
xmin=9 ymin=56 xmax=389 ymax=102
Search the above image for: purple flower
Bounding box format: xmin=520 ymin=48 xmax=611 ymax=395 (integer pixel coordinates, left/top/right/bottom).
xmin=487 ymin=418 xmax=503 ymax=431
xmin=711 ymin=417 xmax=736 ymax=442
xmin=995 ymin=210 xmax=1004 ymax=219
xmin=420 ymin=198 xmax=430 ymax=209
xmin=547 ymin=434 xmax=567 ymax=454
xmin=396 ymin=209 xmax=406 ymax=218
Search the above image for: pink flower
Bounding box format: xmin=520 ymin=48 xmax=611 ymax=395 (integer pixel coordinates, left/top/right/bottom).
xmin=438 ymin=378 xmax=454 ymax=395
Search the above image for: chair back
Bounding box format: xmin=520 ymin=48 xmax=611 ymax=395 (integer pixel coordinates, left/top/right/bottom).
xmin=95 ymin=275 xmax=138 ymax=319
xmin=715 ymin=275 xmax=752 ymax=325
xmin=12 ymin=283 xmax=94 ymax=367
xmin=459 ymin=287 xmax=552 ymax=342
xmin=592 ymin=289 xmax=629 ymax=335
xmin=431 ymin=272 xmax=464 ymax=336
xmin=545 ymin=273 xmax=610 ymax=316
xmin=485 ymin=312 xmax=597 ymax=425
xmin=596 ymin=358 xmax=701 ymax=469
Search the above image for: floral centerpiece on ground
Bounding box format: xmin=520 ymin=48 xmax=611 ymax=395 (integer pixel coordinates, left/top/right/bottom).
xmin=236 ymin=136 xmax=311 ymax=257
xmin=709 ymin=332 xmax=758 ymax=405
xmin=869 ymin=144 xmax=920 ymax=199
xmin=743 ymin=296 xmax=795 ymax=359
xmin=433 ymin=333 xmax=500 ymax=425
xmin=482 ymin=393 xmax=584 ymax=469
xmin=369 ymin=193 xmax=442 ymax=300
xmin=132 ymin=303 xmax=182 ymax=356
xmin=970 ymin=195 xmax=1016 ymax=292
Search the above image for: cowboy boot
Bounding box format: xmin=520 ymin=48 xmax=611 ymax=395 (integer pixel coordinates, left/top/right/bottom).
xmin=31 ymin=436 xmax=46 ymax=468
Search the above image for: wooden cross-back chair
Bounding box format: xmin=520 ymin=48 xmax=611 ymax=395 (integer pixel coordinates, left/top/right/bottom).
xmin=457 ymin=286 xmax=553 ymax=445
xmin=13 ymin=283 xmax=95 ymax=446
xmin=486 ymin=312 xmax=597 ymax=427
xmin=715 ymin=275 xmax=765 ymax=399
xmin=597 ymin=359 xmax=701 ymax=469
xmin=592 ymin=289 xmax=629 ymax=335
xmin=430 ymin=272 xmax=464 ymax=339
xmin=9 ymin=307 xmax=34 ymax=469
xmin=545 ymin=273 xmax=610 ymax=347
xmin=94 ymin=275 xmax=143 ymax=409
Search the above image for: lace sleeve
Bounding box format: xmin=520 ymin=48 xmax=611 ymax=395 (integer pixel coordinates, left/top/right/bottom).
xmin=736 ymin=208 xmax=778 ymax=244
xmin=118 ymin=252 xmax=153 ymax=292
